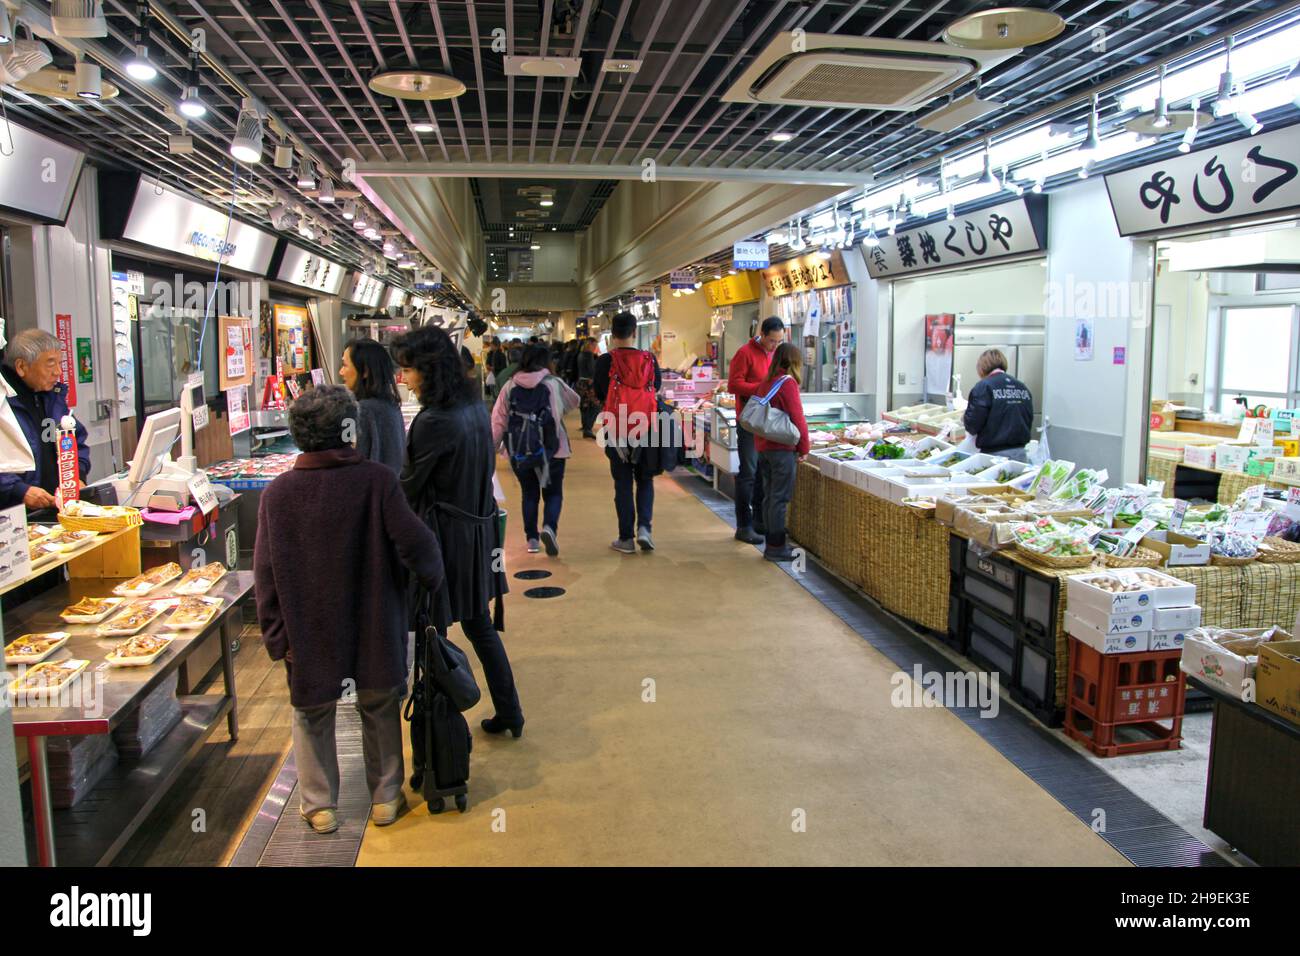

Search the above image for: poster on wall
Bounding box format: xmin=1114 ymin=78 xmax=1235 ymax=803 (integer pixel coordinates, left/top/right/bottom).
xmin=226 ymin=384 xmax=251 ymax=436
xmin=55 ymin=314 xmax=76 ymax=407
xmin=109 ymin=272 xmax=137 ymax=419
xmin=1075 ymin=317 xmax=1094 ymax=361
xmin=924 ymin=314 xmax=955 ymax=399
xmin=273 ymin=304 xmax=310 ymax=375
xmin=218 ymin=314 xmax=255 ymax=389
xmin=76 ymin=338 xmax=93 ymax=383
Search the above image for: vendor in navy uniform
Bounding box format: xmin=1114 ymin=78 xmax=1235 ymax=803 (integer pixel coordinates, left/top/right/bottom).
xmin=962 ymin=348 xmax=1033 ymax=463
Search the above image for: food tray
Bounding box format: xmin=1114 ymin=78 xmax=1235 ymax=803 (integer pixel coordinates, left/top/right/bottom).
xmin=106 ymin=633 xmax=175 ymax=667
xmin=96 ymin=600 xmax=170 ymax=636
xmin=1102 ymin=547 xmax=1163 ymax=569
xmin=167 ymin=596 xmax=223 ymax=630
xmin=1014 ymin=543 xmax=1097 ymax=569
xmin=1255 ymin=537 xmax=1300 ymax=564
xmin=113 ymin=562 xmax=184 ymax=597
xmin=60 ymin=596 xmax=127 ymax=624
xmin=173 ymin=563 xmax=228 ymax=595
xmin=3 ymin=632 xmax=71 ymax=665
xmin=9 ymin=659 xmax=89 ymax=696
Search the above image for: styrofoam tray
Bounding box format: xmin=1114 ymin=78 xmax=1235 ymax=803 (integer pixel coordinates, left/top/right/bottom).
xmin=106 ymin=634 xmax=175 ymax=667
xmin=4 ymin=632 xmax=71 ymax=665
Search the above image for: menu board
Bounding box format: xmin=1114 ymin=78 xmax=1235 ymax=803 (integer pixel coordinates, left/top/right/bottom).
xmin=218 ymin=314 xmax=254 ymax=389
xmin=273 ymin=304 xmax=310 ymax=375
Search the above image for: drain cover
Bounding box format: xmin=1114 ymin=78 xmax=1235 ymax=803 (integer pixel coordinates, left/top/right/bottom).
xmin=523 ymin=586 xmax=566 ymax=599
xmin=514 ymin=569 xmax=553 ymax=580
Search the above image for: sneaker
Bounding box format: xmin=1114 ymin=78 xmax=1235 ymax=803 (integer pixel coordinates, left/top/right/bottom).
xmin=527 ymin=538 xmax=540 ymax=553
xmin=734 ymin=526 xmax=763 ymax=545
xmin=540 ymin=525 xmax=559 ymax=556
xmin=301 ymin=808 xmax=338 ymax=834
xmin=371 ymin=794 xmax=406 ymax=827
xmin=636 ymin=527 xmax=654 ymax=551
xmin=610 ymin=538 xmax=636 ymax=554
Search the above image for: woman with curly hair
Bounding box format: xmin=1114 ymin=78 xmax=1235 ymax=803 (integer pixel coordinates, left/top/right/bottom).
xmin=392 ymin=325 xmax=525 ymax=738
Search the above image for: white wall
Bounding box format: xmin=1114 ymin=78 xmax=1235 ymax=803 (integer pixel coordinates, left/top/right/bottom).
xmin=530 ymin=234 xmax=578 ymax=283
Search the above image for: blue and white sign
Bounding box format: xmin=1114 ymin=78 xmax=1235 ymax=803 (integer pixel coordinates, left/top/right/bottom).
xmin=669 ymin=270 xmax=695 ymax=290
xmin=733 ymin=240 xmax=770 ymax=271
xmin=633 ymin=285 xmax=656 ymax=301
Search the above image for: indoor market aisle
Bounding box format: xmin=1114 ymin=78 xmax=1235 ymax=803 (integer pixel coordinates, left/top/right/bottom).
xmin=358 ymin=420 xmax=1126 ymax=867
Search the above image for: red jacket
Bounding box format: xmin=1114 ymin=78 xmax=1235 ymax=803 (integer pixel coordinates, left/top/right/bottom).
xmin=754 ymin=376 xmax=810 ymax=457
xmin=728 ymin=338 xmax=775 ymax=413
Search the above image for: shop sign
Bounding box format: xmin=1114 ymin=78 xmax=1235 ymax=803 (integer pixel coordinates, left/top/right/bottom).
xmin=384 ymin=286 xmax=408 ymax=310
xmin=669 ymin=270 xmax=695 ymax=290
xmin=633 ymin=286 xmax=656 ymax=301
xmin=347 ymin=272 xmax=384 ymax=307
xmin=55 ymin=314 xmax=76 ymax=407
xmin=122 ymin=176 xmax=278 ymax=274
xmin=275 ymin=244 xmax=347 ymax=295
xmin=0 ymin=118 xmax=85 ymax=223
xmin=862 ymin=197 xmax=1046 ymax=279
xmin=1104 ymin=125 xmax=1300 ymax=236
xmin=732 ymin=240 xmax=770 ymax=271
xmin=703 ymin=271 xmax=762 ymax=307
xmin=762 ymin=250 xmax=847 ymax=296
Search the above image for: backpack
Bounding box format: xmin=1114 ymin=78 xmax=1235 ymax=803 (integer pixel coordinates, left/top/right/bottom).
xmin=506 ymin=380 xmax=559 ymax=483
xmin=603 ymin=349 xmax=657 ymax=448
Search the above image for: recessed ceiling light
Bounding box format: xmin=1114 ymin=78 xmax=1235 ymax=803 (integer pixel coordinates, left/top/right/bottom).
xmin=504 ymin=55 xmax=581 ymax=77
xmin=600 ymin=59 xmax=642 ymax=74
xmin=539 ymin=199 xmax=554 ymax=207
xmin=768 ymin=131 xmax=794 ymax=142
xmin=530 ymin=243 xmax=541 ymax=250
xmin=410 ymin=121 xmax=436 ymax=134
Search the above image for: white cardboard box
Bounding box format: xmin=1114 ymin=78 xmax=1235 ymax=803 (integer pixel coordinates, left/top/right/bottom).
xmin=1065 ymin=572 xmax=1160 ymax=614
xmin=1066 ymin=610 xmax=1151 ymax=654
xmin=1183 ymin=445 xmax=1215 ymax=469
xmin=1154 ymin=605 xmax=1202 ymax=630
xmin=1179 ymin=632 xmax=1254 ymax=698
xmin=1067 ymin=605 xmax=1154 ymax=635
xmin=1150 ymin=629 xmax=1189 ymax=652
xmin=1215 ymin=443 xmax=1252 ymax=473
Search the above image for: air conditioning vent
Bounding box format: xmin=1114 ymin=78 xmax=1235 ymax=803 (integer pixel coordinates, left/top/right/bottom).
xmin=723 ymin=33 xmax=1018 ymax=111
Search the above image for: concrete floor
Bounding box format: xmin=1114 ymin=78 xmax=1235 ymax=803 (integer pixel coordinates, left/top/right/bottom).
xmin=357 ymin=425 xmax=1127 ymax=866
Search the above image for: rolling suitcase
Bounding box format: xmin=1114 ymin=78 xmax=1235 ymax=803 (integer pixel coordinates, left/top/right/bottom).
xmin=405 ymin=623 xmax=479 ymax=814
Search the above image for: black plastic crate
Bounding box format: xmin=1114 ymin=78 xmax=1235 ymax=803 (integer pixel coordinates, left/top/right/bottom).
xmin=963 ymin=574 xmax=1017 ymax=619
xmin=1013 ymin=638 xmax=1063 ymax=728
xmin=943 ymin=583 xmax=969 ymax=654
xmin=948 ymin=532 xmax=966 ymax=579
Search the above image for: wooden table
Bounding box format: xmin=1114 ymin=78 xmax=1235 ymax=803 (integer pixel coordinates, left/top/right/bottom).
xmin=5 ymin=571 xmax=253 ymax=866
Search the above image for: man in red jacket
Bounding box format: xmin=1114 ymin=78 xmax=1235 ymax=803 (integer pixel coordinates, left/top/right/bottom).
xmin=727 ymin=316 xmax=786 ymax=544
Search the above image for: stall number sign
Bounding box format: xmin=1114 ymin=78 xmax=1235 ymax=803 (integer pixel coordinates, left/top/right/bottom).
xmin=732 ymin=241 xmax=769 ymax=271
xmin=1104 ymin=124 xmax=1300 ymax=236
xmin=669 ymin=270 xmax=695 ymax=290
xmin=188 ymin=472 xmax=219 ymax=516
xmin=862 ymin=198 xmax=1044 ymax=279
xmin=55 ymin=429 xmax=79 ymax=510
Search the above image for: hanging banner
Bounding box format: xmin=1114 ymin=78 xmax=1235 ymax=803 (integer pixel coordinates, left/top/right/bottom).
xmin=55 ymin=314 xmax=76 ymax=407
xmin=1104 ymin=125 xmax=1300 ymax=236
xmin=924 ymin=314 xmax=955 ymax=398
xmin=227 ymin=384 xmax=251 ymax=435
xmin=55 ymin=426 xmax=79 ymax=510
xmin=219 ymin=314 xmax=254 ymax=389
xmin=862 ymin=196 xmax=1047 ymax=279
xmin=703 ymin=272 xmax=762 ymax=307
xmin=761 ymin=250 xmax=847 ymax=296
xmin=669 ymin=270 xmax=695 ymax=290
xmin=732 ymin=240 xmax=770 ymax=271
xmin=273 ymin=304 xmax=310 ymax=375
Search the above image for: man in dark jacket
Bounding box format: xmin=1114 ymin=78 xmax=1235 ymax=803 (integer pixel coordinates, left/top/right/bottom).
xmin=0 ymin=329 xmax=91 ymax=514
xmin=962 ymin=348 xmax=1033 ymax=462
xmin=255 ymin=385 xmax=444 ymax=834
xmin=576 ymin=337 xmax=599 ymax=438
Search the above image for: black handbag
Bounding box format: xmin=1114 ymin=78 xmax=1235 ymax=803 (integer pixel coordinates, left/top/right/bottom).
xmin=426 ymin=625 xmax=482 ymax=713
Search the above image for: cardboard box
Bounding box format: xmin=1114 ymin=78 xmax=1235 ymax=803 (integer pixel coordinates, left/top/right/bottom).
xmin=1256 ymin=640 xmax=1300 ymax=727
xmin=1150 ymin=400 xmax=1178 ymax=431
xmin=1179 ymin=627 xmax=1291 ymax=699
xmin=1068 ymin=604 xmax=1154 ymax=635
xmin=1065 ymin=611 xmax=1151 ymax=654
xmin=1273 ymin=457 xmax=1300 ymax=482
xmin=1133 ymin=568 xmax=1198 ymax=608
xmin=1141 ymin=530 xmax=1212 ymax=567
xmin=1066 ymin=571 xmax=1159 ymax=614
xmin=1150 ymin=629 xmax=1189 ymax=652
xmin=1154 ymin=605 xmax=1202 ymax=630
xmin=1183 ymin=445 xmax=1215 ymax=469
xmin=1215 ymin=443 xmax=1252 ymax=473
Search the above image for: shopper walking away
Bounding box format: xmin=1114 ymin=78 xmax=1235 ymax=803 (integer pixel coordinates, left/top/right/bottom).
xmin=962 ymin=348 xmax=1033 ymax=463
xmin=339 ymin=338 xmax=404 ymax=473
xmin=254 ymin=385 xmax=444 ymax=833
xmin=486 ymin=340 xmax=507 ymax=397
xmin=561 ymin=339 xmax=581 ymax=387
xmin=754 ymin=343 xmax=810 ymax=563
xmin=595 ymin=311 xmax=662 ymax=555
xmin=492 ymin=344 xmax=579 ymax=556
xmin=576 ymin=336 xmax=600 ymax=439
xmin=393 ymin=326 xmax=525 ymax=738
xmin=726 ymin=317 xmax=785 ymax=545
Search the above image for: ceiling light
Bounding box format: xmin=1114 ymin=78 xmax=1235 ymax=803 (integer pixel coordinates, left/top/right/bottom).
xmin=530 ymin=243 xmax=541 ymax=250
xmin=946 ymin=203 xmax=954 ymax=221
xmin=296 ymin=155 xmax=316 ymax=189
xmin=539 ymin=199 xmax=554 ymax=207
xmin=318 ymin=177 xmax=335 ymax=203
xmin=0 ymin=6 xmax=11 ymax=44
xmin=769 ymin=131 xmax=794 ymax=143
xmin=273 ymin=143 xmax=293 ymax=168
xmin=1078 ymin=159 xmax=1093 ymax=180
xmin=600 ymin=59 xmax=642 ymax=74
xmin=178 ymin=54 xmax=205 ymax=117
xmin=1214 ymin=38 xmax=1237 ymax=117
xmin=398 ymin=254 xmax=417 ymax=268
xmin=1078 ymin=95 xmax=1100 ymax=157
xmin=123 ymin=1 xmax=156 ymax=80
xmin=370 ymin=69 xmax=465 ymax=100
xmin=1151 ymin=65 xmax=1170 ymax=129
xmin=353 ymin=211 xmax=368 ymax=229
xmin=229 ymin=99 xmax=264 ymax=164
xmin=862 ymin=226 xmax=879 ymax=248
xmin=74 ymin=59 xmax=101 ymax=99
xmin=51 ymin=0 xmax=106 ymax=38
xmin=364 ymin=227 xmax=380 ymax=240
xmin=342 ymin=200 xmax=356 ymax=220
xmin=504 ymin=55 xmax=581 ymax=77
xmin=980 ymin=141 xmax=995 ymax=184
xmin=1236 ymin=111 xmax=1262 ymax=135
xmin=942 ymin=6 xmax=1065 ymax=50
xmin=410 ymin=121 xmax=436 ymax=133
xmin=167 ymin=133 xmax=193 ymax=154
xmin=0 ymin=39 xmax=53 ymax=86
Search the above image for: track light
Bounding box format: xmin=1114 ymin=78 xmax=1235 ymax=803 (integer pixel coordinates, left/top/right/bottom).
xmin=1178 ymin=125 xmax=1197 ymax=153
xmin=364 ymin=227 xmax=380 ymax=240
xmin=1151 ymin=65 xmax=1170 ymax=129
xmin=51 ymin=0 xmax=106 ymax=38
xmin=229 ymin=99 xmax=264 ymax=164
xmin=273 ymin=143 xmax=293 ymax=168
xmin=1078 ymin=159 xmax=1093 ymax=180
xmin=342 ymin=200 xmax=356 ymax=220
xmin=268 ymin=202 xmax=293 ymax=230
xmin=1288 ymin=61 xmax=1300 ymax=108
xmin=296 ymin=155 xmax=316 ymax=189
xmin=74 ymin=59 xmax=100 ymax=99
xmin=178 ymin=54 xmax=205 ymax=118
xmin=318 ymin=177 xmax=335 ymax=203
xmin=1214 ymin=38 xmax=1237 ymax=117
xmin=410 ymin=121 xmax=435 ymax=134
xmin=946 ymin=203 xmax=955 ymax=221
xmin=862 ymin=226 xmax=879 ymax=248
xmin=353 ymin=210 xmax=369 ymax=230
xmin=124 ymin=2 xmax=155 ymax=80
xmin=1078 ymin=95 xmax=1100 ymax=157
xmin=980 ymin=141 xmax=995 ymax=184
xmin=1236 ymin=112 xmax=1262 ymax=135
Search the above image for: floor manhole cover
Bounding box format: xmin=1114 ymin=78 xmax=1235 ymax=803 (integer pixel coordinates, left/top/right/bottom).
xmin=514 ymin=569 xmax=553 ymax=580
xmin=523 ymin=586 xmax=566 ymax=599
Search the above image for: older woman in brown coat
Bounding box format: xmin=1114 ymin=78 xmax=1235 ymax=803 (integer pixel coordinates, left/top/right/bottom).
xmin=255 ymin=385 xmax=444 ymax=834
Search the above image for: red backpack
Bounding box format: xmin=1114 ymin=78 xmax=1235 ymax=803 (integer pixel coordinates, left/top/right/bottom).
xmin=603 ymin=349 xmax=657 ymax=446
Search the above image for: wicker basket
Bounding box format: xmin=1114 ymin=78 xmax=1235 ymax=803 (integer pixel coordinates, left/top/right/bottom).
xmin=1102 ymin=547 xmax=1162 ymax=569
xmin=1256 ymin=537 xmax=1300 ymax=564
xmin=1014 ymin=544 xmax=1097 ymax=569
xmin=58 ymin=508 xmax=143 ymax=534
xmin=1210 ymin=552 xmax=1255 ymax=566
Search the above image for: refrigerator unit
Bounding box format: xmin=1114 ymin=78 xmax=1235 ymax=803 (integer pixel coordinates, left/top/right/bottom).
xmin=939 ymin=313 xmax=1045 ymax=425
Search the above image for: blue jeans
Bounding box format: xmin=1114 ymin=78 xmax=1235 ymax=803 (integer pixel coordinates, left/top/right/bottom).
xmin=513 ymin=457 xmax=566 ymax=541
xmin=608 ymin=451 xmax=654 ymax=540
xmin=735 ymin=425 xmax=766 ymax=531
xmin=759 ymin=449 xmax=797 ymax=548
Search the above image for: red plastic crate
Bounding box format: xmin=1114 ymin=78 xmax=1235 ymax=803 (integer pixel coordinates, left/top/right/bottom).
xmin=1064 ymin=636 xmax=1186 ymax=758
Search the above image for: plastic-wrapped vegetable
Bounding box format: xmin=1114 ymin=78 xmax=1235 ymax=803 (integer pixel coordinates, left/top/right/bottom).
xmin=1210 ymin=531 xmax=1258 ymax=559
xmin=1266 ymin=511 xmax=1300 ymax=542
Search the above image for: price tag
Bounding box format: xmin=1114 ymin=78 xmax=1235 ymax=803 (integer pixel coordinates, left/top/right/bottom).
xmin=1228 ymin=510 xmax=1271 ymax=540
xmin=188 ymin=472 xmax=219 ymax=516
xmin=192 ymin=403 xmax=210 ymax=431
xmin=1125 ymin=517 xmax=1158 ymax=544
xmin=1285 ymin=488 xmax=1300 ymax=521
xmin=1254 ymin=418 xmax=1275 ymax=447
xmin=936 ymin=421 xmax=958 ymax=442
xmin=1233 ymin=484 xmax=1265 ymax=511
xmin=1237 ymin=418 xmax=1259 ymax=443
xmin=1170 ymin=499 xmax=1190 ymax=530
xmin=127 ymin=270 xmax=145 ymax=295
xmin=1102 ymin=492 xmax=1121 ymax=525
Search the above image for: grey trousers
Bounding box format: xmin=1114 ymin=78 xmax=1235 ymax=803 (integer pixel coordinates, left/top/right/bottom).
xmin=292 ymin=686 xmax=406 ymax=814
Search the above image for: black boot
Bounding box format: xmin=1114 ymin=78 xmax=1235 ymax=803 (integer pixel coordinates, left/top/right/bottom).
xmin=481 ymin=715 xmax=525 ymax=738
xmin=764 ymin=532 xmax=794 ymax=562
xmin=734 ymin=526 xmax=763 ymax=544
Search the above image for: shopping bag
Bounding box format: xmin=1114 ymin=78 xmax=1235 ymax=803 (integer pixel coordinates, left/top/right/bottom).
xmin=0 ymin=377 xmax=35 ymax=474
xmin=1030 ymin=416 xmax=1051 ymax=466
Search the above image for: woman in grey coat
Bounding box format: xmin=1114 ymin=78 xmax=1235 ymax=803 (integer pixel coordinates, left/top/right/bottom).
xmin=340 ymin=338 xmax=405 ymax=472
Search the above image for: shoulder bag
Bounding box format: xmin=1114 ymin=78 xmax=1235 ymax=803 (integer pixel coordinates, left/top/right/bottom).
xmin=738 ymin=375 xmax=801 ymax=446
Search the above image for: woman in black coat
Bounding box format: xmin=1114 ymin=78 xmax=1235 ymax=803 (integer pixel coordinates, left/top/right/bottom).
xmin=393 ymin=326 xmax=525 ymax=738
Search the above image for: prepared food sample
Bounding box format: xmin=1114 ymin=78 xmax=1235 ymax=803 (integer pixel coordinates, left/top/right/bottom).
xmin=106 ymin=633 xmax=174 ymax=666
xmin=27 ymin=524 xmax=57 ymax=543
xmin=61 ymin=500 xmax=137 ymax=520
xmin=9 ymin=658 xmax=89 ymax=695
xmin=40 ymin=530 xmax=99 ymax=552
xmin=113 ymin=562 xmax=184 ymax=597
xmin=3 ymin=632 xmax=71 ymax=664
xmin=96 ymin=600 xmax=168 ymax=636
xmin=60 ymin=596 xmax=126 ymax=623
xmin=167 ymin=596 xmax=223 ymax=629
xmin=174 ymin=562 xmax=227 ymax=595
